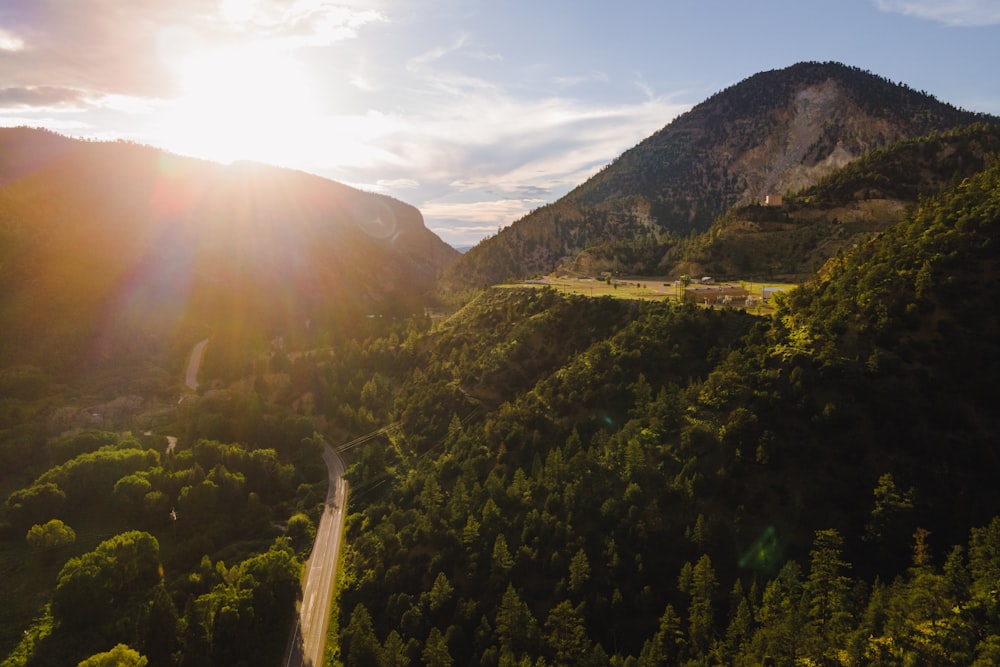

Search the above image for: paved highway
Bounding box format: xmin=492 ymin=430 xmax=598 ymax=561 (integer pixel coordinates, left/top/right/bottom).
xmin=182 ymin=338 xmax=350 ymax=665
xmin=182 ymin=337 xmax=350 ymax=665
xmin=284 ymin=444 xmax=348 ymax=667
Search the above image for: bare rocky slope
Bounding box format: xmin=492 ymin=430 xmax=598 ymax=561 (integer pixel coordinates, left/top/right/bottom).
xmin=442 ymin=61 xmax=996 ymax=290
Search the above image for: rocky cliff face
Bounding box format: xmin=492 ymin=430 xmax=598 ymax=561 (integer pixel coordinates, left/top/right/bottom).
xmin=443 ymin=62 xmax=995 ymax=289
xmin=736 ymin=79 xmax=859 ymax=200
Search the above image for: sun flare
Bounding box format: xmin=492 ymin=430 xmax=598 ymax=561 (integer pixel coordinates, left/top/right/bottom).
xmin=155 ymin=44 xmax=323 ymax=166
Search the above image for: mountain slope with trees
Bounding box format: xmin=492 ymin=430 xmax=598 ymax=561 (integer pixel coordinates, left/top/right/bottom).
xmin=0 ymin=129 xmax=457 ymax=665
xmin=662 ymin=121 xmax=1000 ymax=280
xmin=442 ymin=61 xmax=996 ymax=290
xmin=3 ymin=65 xmax=1000 ymax=667
xmin=0 ymin=129 xmax=458 ymax=383
xmin=334 ymin=159 xmax=1000 ymax=665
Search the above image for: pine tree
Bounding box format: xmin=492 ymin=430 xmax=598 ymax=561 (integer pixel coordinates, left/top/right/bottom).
xmin=491 ymin=534 xmax=514 ymax=582
xmin=804 ymin=528 xmax=854 ymax=661
xmin=753 ymin=561 xmax=805 ymax=664
xmin=428 ymin=572 xmax=454 ymax=613
xmin=725 ymin=579 xmax=755 ymax=658
xmin=568 ymin=548 xmax=590 ymax=596
xmin=382 ymin=630 xmax=410 ymax=667
xmin=687 ymin=554 xmax=717 ymax=656
xmin=495 ymin=584 xmax=539 ymax=658
xmin=342 ymin=603 xmax=383 ymax=667
xmin=544 ymin=600 xmax=589 ymax=666
xmin=422 ymin=627 xmax=453 ymax=667
xmin=638 ymin=604 xmax=685 ymax=666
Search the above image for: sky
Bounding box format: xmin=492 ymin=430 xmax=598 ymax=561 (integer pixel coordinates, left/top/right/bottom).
xmin=2 ymin=1 xmax=999 ymax=247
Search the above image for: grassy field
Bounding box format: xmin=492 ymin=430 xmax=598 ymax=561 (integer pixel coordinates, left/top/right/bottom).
xmin=502 ymin=276 xmax=798 ymax=312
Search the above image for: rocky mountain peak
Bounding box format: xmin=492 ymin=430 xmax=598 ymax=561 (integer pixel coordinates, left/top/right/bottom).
xmin=441 ymin=62 xmax=995 ymax=290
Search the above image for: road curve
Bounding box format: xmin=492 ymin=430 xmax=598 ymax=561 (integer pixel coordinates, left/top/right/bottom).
xmin=284 ymin=444 xmax=348 ymax=667
xmin=184 ymin=338 xmax=209 ymax=391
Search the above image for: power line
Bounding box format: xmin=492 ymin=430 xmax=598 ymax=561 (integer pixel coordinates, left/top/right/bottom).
xmin=334 ymin=421 xmax=400 ymax=453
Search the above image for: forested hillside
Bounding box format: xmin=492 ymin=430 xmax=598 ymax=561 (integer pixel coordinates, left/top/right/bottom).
xmin=442 ymin=62 xmax=997 ymax=290
xmin=662 ymin=121 xmax=1000 ymax=280
xmin=6 ymin=156 xmax=995 ymax=665
xmin=0 ymin=305 xmax=438 ymax=665
xmin=332 ymin=161 xmax=1000 ymax=665
xmin=0 ymin=129 xmax=457 ymax=381
xmin=0 ymin=129 xmax=456 ymax=666
xmin=0 ymin=418 xmax=318 ymax=664
xmin=3 ymin=70 xmax=1000 ymax=667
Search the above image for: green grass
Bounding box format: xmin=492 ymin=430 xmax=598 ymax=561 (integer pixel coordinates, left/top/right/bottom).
xmin=502 ymin=277 xmax=679 ymax=301
xmin=503 ymin=276 xmax=799 ymax=312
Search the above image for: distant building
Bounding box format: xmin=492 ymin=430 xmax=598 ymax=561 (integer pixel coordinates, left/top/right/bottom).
xmin=700 ymin=276 xmax=715 ymax=284
xmin=764 ymin=194 xmax=783 ymax=206
xmin=761 ymin=287 xmax=785 ymax=301
xmin=684 ymin=285 xmax=749 ymax=306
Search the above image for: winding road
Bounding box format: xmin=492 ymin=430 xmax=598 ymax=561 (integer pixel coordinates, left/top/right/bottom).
xmin=283 ymin=444 xmax=349 ymax=667
xmin=180 ymin=338 xmax=350 ymax=665
xmin=184 ymin=338 xmax=209 ymax=391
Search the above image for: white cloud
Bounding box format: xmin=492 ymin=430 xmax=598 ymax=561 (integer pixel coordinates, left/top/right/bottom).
xmin=0 ymin=86 xmax=88 ymax=109
xmin=0 ymin=2 xmax=688 ymax=246
xmin=375 ymin=178 xmax=420 ymax=190
xmin=421 ymin=198 xmax=546 ymax=226
xmin=873 ymin=0 xmax=1000 ymax=26
xmin=412 ymin=94 xmax=686 ymax=196
xmin=0 ymin=115 xmax=89 ymax=131
xmin=217 ymin=0 xmax=384 ymax=35
xmin=428 ymin=222 xmax=509 ymax=246
xmin=349 ymin=71 xmax=381 ymax=92
xmin=354 ymin=47 xmax=688 ymax=187
xmin=88 ymin=93 xmax=165 ymax=114
xmin=407 ymin=34 xmax=470 ymax=69
xmin=0 ymin=28 xmax=24 ymax=51
xmin=0 ymin=0 xmax=385 ymax=100
xmin=633 ymin=72 xmax=657 ymax=100
xmin=304 ymin=41 xmax=690 ymax=242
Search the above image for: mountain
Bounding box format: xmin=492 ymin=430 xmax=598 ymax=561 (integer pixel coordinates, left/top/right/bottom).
xmin=0 ymin=130 xmax=458 ymax=662
xmin=0 ymin=128 xmax=458 ymax=381
xmin=0 ymin=127 xmax=77 ymax=185
xmin=5 ymin=96 xmax=1000 ymax=665
xmin=665 ymin=121 xmax=1000 ymax=280
xmin=442 ymin=61 xmax=996 ymax=291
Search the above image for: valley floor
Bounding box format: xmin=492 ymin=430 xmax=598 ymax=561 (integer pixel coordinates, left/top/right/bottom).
xmin=507 ymin=275 xmax=797 ymax=311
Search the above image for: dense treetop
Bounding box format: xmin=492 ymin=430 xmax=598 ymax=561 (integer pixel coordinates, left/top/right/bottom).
xmin=334 ymin=160 xmax=1000 ymax=665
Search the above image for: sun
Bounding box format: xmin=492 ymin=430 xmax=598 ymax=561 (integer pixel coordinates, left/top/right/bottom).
xmin=154 ymin=43 xmax=324 ymax=166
